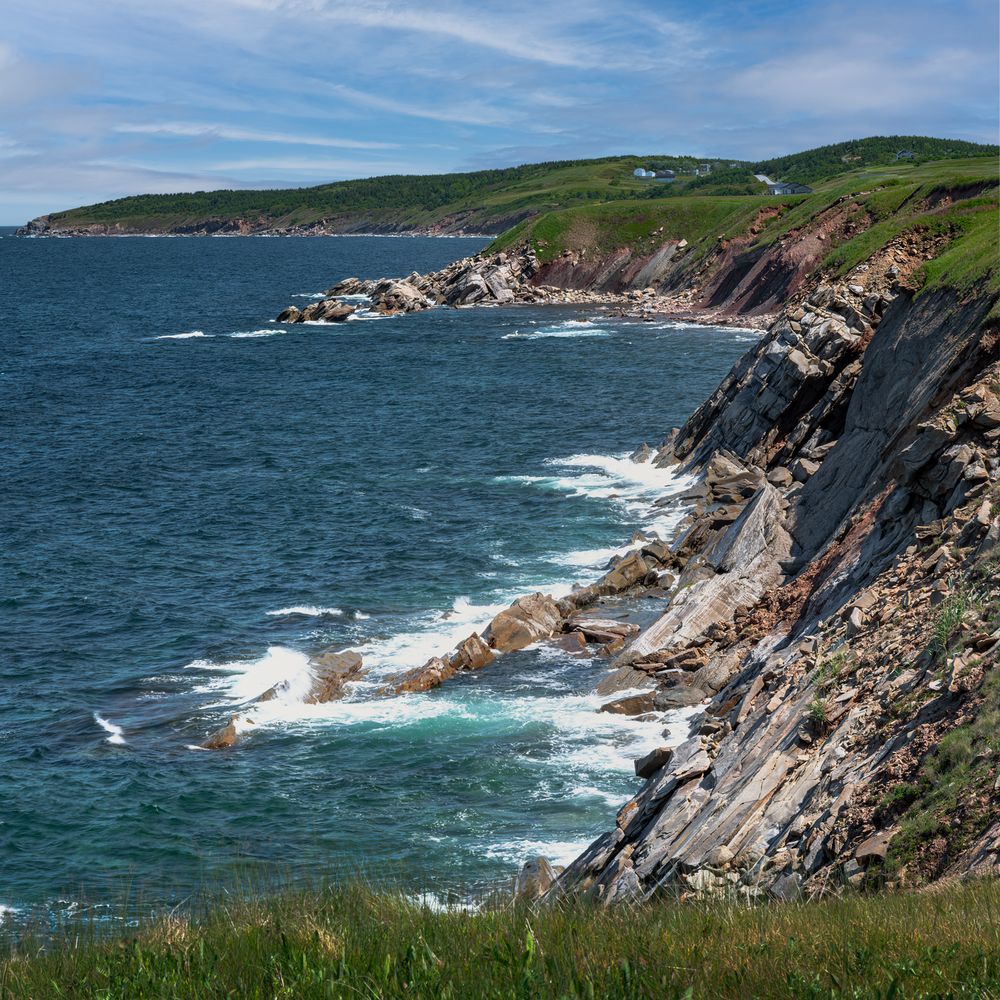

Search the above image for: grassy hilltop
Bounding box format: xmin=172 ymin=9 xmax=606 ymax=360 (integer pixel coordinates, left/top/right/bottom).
xmin=27 ymin=136 xmax=996 ymax=236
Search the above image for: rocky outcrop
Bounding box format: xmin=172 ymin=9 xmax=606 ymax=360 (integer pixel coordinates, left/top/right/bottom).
xmin=546 ymin=245 xmax=1000 ymax=901
xmin=260 ymin=649 xmax=366 ymax=705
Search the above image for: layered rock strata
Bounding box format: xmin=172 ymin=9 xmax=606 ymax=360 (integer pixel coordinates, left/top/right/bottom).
xmin=546 ymin=254 xmax=1000 ymax=901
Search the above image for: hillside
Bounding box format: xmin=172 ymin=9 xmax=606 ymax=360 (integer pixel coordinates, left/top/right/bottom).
xmin=18 ymin=136 xmax=997 ymax=238
xmin=487 ymin=155 xmax=999 ymax=318
xmin=16 ymin=155 xmax=706 ymax=237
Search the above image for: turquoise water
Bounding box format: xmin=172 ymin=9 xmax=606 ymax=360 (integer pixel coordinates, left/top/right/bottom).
xmin=0 ymin=230 xmax=755 ymax=923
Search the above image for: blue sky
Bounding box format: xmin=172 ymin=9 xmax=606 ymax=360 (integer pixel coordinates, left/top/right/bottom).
xmin=1 ymin=0 xmax=997 ymax=223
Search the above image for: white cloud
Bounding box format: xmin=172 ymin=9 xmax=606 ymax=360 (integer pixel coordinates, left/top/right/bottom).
xmin=113 ymin=121 xmax=399 ymax=149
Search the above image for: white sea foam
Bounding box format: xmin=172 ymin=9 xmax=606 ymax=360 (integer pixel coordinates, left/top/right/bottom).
xmin=0 ymin=904 xmax=19 ymax=923
xmin=153 ymin=330 xmax=208 ymax=340
xmin=187 ymin=646 xmax=314 ymax=705
xmin=502 ymin=319 xmax=611 ymax=341
xmin=94 ymin=713 xmax=126 ymax=745
xmin=229 ymin=329 xmax=283 ymax=339
xmin=351 ymin=595 xmax=511 ymax=684
xmin=266 ymin=605 xmax=345 ymax=618
xmin=482 ymin=838 xmax=594 ymax=867
xmin=550 ymin=545 xmax=626 ymax=569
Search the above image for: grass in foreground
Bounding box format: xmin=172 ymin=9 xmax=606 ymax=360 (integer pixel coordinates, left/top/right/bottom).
xmin=3 ymin=881 xmax=999 ymax=998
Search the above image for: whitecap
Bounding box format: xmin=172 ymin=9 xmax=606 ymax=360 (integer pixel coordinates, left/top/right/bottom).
xmin=153 ymin=330 xmax=208 ymax=340
xmin=228 ymin=329 xmax=283 ymax=339
xmin=94 ymin=713 xmax=126 ymax=745
xmin=266 ymin=605 xmax=345 ymax=618
xmin=502 ymin=325 xmax=610 ymax=340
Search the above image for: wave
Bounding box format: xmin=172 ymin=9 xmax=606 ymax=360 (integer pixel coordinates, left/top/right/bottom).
xmin=502 ymin=320 xmax=611 ymax=341
xmin=499 ymin=452 xmax=691 ymax=542
xmin=266 ymin=605 xmax=345 ymax=619
xmin=228 ymin=329 xmax=283 ymax=339
xmin=482 ymin=838 xmax=594 ymax=868
xmin=153 ymin=330 xmax=209 ymax=340
xmin=94 ymin=713 xmax=126 ymax=745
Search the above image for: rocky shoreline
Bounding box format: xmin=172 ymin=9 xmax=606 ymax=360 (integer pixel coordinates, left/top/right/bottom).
xmin=215 ymin=218 xmax=1000 ymax=903
xmin=15 ymin=216 xmax=496 ymax=239
xmin=274 ymin=245 xmax=774 ymax=329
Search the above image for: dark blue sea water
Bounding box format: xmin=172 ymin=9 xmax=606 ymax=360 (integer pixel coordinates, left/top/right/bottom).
xmin=0 ymin=229 xmax=755 ymax=924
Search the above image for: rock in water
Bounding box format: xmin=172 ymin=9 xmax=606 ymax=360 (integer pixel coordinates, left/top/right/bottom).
xmin=387 ymin=657 xmax=457 ymax=695
xmin=201 ymin=715 xmax=243 ymax=750
xmin=483 ymin=593 xmax=562 ymax=652
xmin=450 ymin=632 xmax=494 ymax=671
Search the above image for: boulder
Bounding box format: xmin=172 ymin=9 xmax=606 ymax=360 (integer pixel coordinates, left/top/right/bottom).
xmin=298 ymin=299 xmax=355 ymax=322
xmin=595 ymin=551 xmax=650 ymax=593
xmin=552 ymin=631 xmax=589 ymax=653
xmin=568 ymin=618 xmax=641 ymax=645
xmin=389 ymin=656 xmax=457 ymax=695
xmin=514 ymin=856 xmax=556 ymax=899
xmin=202 ymin=715 xmax=243 ymax=750
xmin=791 ymin=457 xmax=820 ymax=482
xmin=635 ymin=746 xmax=673 ymax=779
xmin=596 ymin=665 xmax=654 ymax=696
xmin=372 ymin=281 xmax=430 ymax=314
xmin=484 ymin=593 xmax=562 ymax=652
xmin=654 ymin=686 xmax=707 ymax=710
xmin=305 ymin=650 xmax=365 ymax=703
xmin=855 ymin=829 xmax=894 ymax=863
xmin=450 ymin=632 xmax=494 ymax=671
xmin=259 ymin=649 xmax=365 ymax=704
xmin=445 ymin=271 xmax=490 ymax=306
xmin=599 ymin=692 xmax=656 ymax=716
xmin=276 ymin=305 xmax=302 ymax=323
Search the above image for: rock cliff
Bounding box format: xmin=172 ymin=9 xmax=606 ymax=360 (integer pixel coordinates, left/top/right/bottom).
xmin=547 ymin=243 xmax=1000 ymax=901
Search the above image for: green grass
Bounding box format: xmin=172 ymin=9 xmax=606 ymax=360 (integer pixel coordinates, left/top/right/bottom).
xmin=3 ymin=882 xmax=1000 ymax=998
xmin=489 ymin=195 xmax=791 ymax=264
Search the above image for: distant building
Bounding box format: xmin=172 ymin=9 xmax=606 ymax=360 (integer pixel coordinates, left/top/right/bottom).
xmin=654 ymin=168 xmax=675 ymax=179
xmin=754 ymin=173 xmax=775 ymax=185
xmin=694 ymin=163 xmax=712 ymax=176
xmin=633 ymin=167 xmax=656 ymax=178
xmin=895 ymin=149 xmax=916 ymax=160
xmin=768 ymin=181 xmax=813 ymax=195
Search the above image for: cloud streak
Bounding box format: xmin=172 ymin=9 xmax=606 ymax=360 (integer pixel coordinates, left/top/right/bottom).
xmin=0 ymin=0 xmax=996 ymax=223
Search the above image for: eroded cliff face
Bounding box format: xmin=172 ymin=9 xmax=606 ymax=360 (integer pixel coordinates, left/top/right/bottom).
xmin=549 ymin=248 xmax=1000 ymax=902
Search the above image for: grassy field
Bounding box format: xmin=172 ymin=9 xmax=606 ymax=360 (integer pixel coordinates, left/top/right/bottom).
xmin=2 ymin=881 xmax=999 ymax=998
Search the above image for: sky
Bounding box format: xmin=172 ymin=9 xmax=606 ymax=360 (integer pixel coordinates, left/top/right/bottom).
xmin=1 ymin=0 xmax=997 ymax=223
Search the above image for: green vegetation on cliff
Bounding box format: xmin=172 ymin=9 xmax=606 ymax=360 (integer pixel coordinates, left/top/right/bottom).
xmin=3 ymin=882 xmax=999 ymax=998
xmin=494 ymin=155 xmax=999 ymax=312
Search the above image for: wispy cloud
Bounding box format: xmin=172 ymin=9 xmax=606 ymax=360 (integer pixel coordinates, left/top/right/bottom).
xmin=114 ymin=121 xmax=399 ymax=149
xmin=0 ymin=0 xmax=996 ymax=222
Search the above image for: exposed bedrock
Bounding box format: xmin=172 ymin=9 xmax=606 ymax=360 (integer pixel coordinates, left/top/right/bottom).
xmin=547 ymin=250 xmax=1000 ymax=902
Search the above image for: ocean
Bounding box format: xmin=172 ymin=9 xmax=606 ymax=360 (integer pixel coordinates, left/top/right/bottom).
xmin=0 ymin=230 xmax=755 ymax=925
